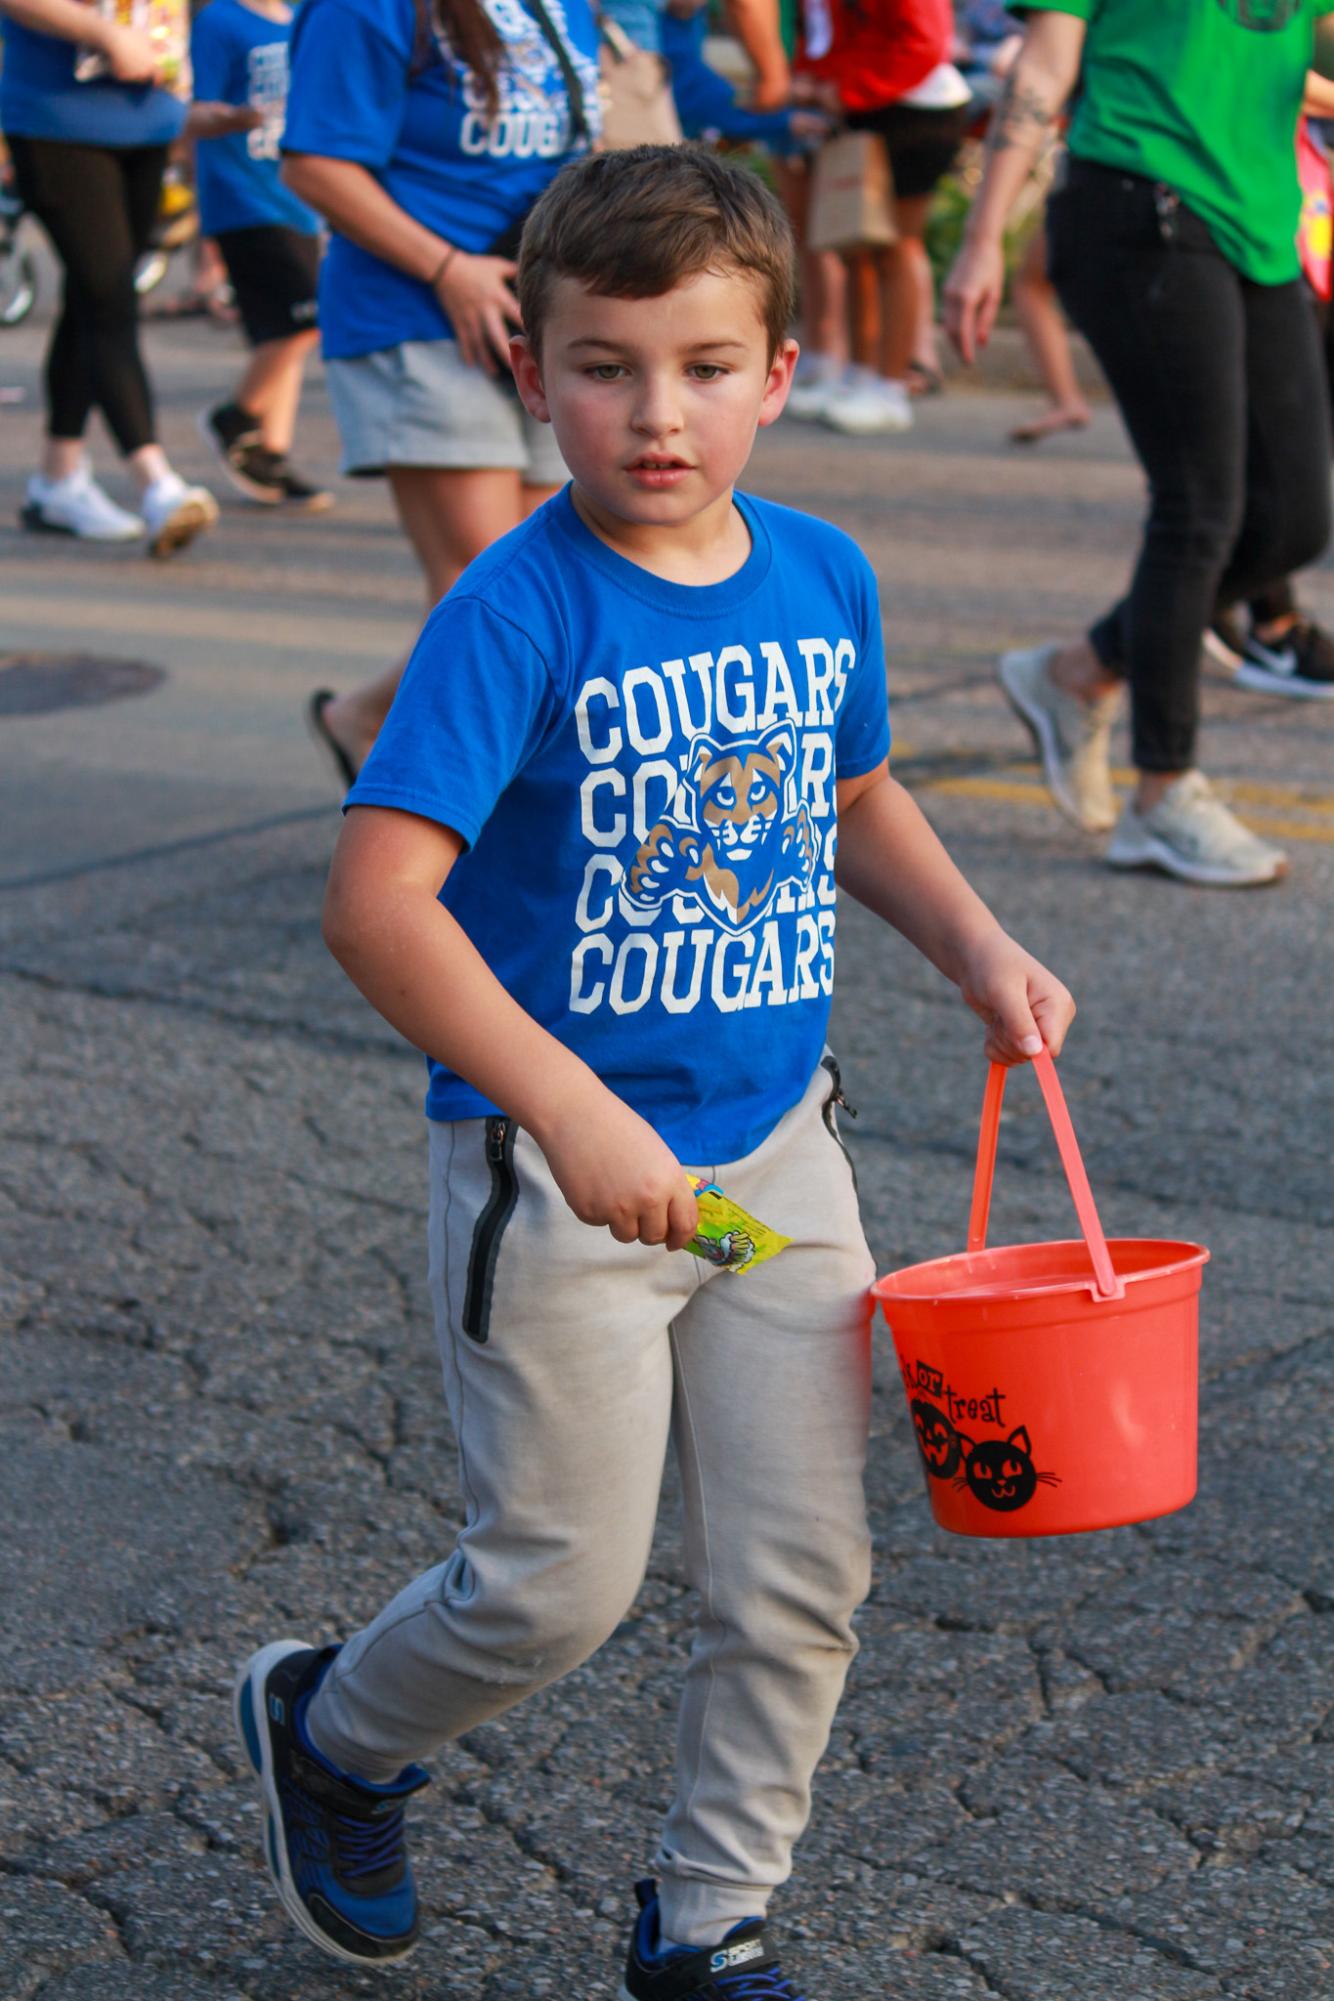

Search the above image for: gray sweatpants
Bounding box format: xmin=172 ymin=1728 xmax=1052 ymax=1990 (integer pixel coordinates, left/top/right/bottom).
xmin=306 ymin=1058 xmax=875 ymax=1945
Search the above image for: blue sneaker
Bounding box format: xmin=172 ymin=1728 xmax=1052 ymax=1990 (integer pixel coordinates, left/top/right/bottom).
xmin=622 ymin=1879 xmax=807 ymax=2000
xmin=233 ymin=1638 xmax=429 ymax=1966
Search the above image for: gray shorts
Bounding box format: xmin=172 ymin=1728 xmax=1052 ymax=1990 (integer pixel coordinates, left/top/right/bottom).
xmin=324 ymin=338 xmax=567 ymax=483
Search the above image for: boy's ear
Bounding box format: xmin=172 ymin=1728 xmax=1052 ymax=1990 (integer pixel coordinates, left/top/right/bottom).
xmin=509 ymin=334 xmax=551 ymax=423
xmin=756 ymin=337 xmax=801 ymax=431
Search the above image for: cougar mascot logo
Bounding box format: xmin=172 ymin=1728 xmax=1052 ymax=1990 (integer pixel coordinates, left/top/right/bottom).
xmin=621 ymin=722 xmax=817 ymax=931
xmin=1214 ymin=0 xmax=1299 ymax=28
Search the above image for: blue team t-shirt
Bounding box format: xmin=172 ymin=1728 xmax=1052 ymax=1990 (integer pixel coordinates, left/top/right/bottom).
xmin=346 ymin=488 xmax=893 ymax=1164
xmin=190 ymin=0 xmax=318 ymax=236
xmin=0 ymin=20 xmax=184 ymax=147
xmin=281 ymin=0 xmax=601 ymax=359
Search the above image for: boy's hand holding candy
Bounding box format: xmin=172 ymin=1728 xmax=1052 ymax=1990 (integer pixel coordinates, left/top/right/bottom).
xmin=535 ymin=1087 xmax=699 ymax=1251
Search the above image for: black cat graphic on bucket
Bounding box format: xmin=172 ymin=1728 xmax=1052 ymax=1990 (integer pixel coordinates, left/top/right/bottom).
xmin=904 ymin=1361 xmax=1060 ymax=1516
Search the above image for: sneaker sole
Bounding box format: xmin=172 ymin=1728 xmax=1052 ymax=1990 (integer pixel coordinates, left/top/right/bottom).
xmin=195 ymin=409 xmax=281 ymax=504
xmin=233 ymin=1640 xmax=417 ymax=1970
xmin=149 ymin=494 xmax=219 ymax=559
xmin=1233 ymin=660 xmax=1334 ymax=701
xmin=283 ymin=489 xmax=337 ymax=515
xmin=821 ymin=410 xmax=913 ymax=436
xmin=997 ymin=648 xmax=1115 ymax=833
xmin=1200 ymin=628 xmax=1243 ymax=675
xmin=1106 ymin=832 xmax=1288 ymax=887
xmin=19 ymin=500 xmax=143 ymax=543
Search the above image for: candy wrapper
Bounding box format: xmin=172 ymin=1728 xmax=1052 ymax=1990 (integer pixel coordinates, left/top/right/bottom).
xmin=75 ymin=0 xmax=192 ymax=97
xmin=683 ymin=1175 xmax=790 ymax=1276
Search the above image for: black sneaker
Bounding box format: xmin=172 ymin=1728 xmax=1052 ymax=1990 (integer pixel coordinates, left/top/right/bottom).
xmin=197 ymin=403 xmax=283 ymax=503
xmin=1202 ymin=610 xmax=1246 ymax=674
xmin=233 ymin=1638 xmax=429 ymax=1966
xmin=1234 ymin=618 xmax=1334 ymax=700
xmin=274 ymin=460 xmax=335 ymax=513
xmin=622 ymin=1880 xmax=805 ymax=2001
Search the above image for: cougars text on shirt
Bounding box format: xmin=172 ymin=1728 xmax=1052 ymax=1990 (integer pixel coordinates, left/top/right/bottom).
xmin=567 ymin=634 xmax=856 ymax=1018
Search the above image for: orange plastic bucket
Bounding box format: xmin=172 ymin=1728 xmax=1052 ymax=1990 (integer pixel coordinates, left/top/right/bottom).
xmin=872 ymin=1050 xmax=1208 ymax=1538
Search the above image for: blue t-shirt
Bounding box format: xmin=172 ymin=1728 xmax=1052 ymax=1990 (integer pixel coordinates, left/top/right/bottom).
xmin=282 ymin=0 xmax=601 ymax=360
xmin=0 ymin=19 xmax=184 ymax=147
xmin=190 ymin=0 xmax=318 ymax=236
xmin=602 ymin=0 xmax=665 ymax=56
xmin=662 ymin=10 xmax=805 ymax=151
xmin=346 ymin=488 xmax=893 ymax=1164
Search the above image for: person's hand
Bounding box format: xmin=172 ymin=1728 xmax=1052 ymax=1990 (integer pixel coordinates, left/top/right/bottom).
xmin=787 ymin=109 xmax=832 ymax=145
xmin=990 ymin=34 xmax=1024 ymax=79
xmin=958 ymin=929 xmax=1075 ymax=1067
xmin=96 ymin=20 xmax=161 ymax=84
xmin=943 ymin=235 xmax=1006 ymax=364
xmin=540 ymin=1090 xmax=700 ymax=1251
xmin=435 ymin=252 xmax=522 ymax=373
xmin=189 ymin=100 xmax=264 ymax=138
xmin=790 ymin=73 xmax=840 ymax=113
xmin=751 ymin=62 xmax=792 ymax=112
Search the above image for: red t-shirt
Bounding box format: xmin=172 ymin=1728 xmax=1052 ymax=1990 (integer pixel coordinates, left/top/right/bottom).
xmin=800 ymin=0 xmax=954 ymax=112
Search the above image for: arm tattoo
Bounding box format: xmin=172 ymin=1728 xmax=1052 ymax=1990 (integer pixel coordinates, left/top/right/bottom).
xmin=985 ymin=71 xmax=1059 ymax=163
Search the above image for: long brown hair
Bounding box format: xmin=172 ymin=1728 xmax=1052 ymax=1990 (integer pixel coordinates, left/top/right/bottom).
xmin=414 ymin=0 xmax=508 ymax=123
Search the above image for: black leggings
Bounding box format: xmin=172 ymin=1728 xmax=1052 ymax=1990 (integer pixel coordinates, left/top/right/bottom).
xmin=1048 ymin=159 xmax=1332 ymax=771
xmin=8 ymin=135 xmax=166 ymax=456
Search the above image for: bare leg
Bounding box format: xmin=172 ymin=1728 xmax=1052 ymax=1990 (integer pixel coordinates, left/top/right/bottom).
xmin=44 ymin=437 xmax=87 ymax=481
xmin=846 ymin=249 xmax=879 ymax=371
xmin=875 ymin=195 xmax=933 ymax=386
xmin=317 ymin=466 xmax=530 ymax=769
xmin=805 ymin=249 xmax=849 ymax=368
xmin=234 ymin=330 xmax=320 ymax=456
xmin=1009 ymin=225 xmax=1090 ymax=444
xmin=908 ymin=249 xmax=941 ymax=388
xmin=1040 ymin=639 xmax=1178 ymax=811
xmin=775 ymin=159 xmax=848 ymax=371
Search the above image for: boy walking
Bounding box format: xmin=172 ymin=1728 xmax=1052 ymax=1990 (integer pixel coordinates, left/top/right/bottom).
xmin=188 ymin=0 xmax=331 ymax=509
xmin=235 ymin=146 xmax=1073 ymax=1995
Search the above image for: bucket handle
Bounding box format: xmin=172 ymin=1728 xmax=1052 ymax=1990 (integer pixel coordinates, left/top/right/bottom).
xmin=966 ymin=1048 xmax=1125 ymax=1301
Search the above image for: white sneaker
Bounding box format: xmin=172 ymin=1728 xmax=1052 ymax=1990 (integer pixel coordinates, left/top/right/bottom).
xmin=142 ymin=472 xmax=219 ymax=558
xmin=822 ymin=374 xmax=914 ymax=436
xmin=785 ymin=360 xmax=847 ymax=421
xmin=998 ymin=644 xmax=1122 ymax=832
xmin=22 ymin=464 xmax=144 ymax=542
xmin=1106 ymin=771 xmax=1288 ymax=887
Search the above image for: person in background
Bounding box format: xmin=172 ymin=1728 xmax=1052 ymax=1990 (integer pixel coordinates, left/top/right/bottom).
xmin=794 ymin=0 xmax=971 ymax=435
xmin=1005 ymin=212 xmax=1091 ymax=444
xmin=954 ymin=0 xmax=1020 ymax=111
xmin=661 ymin=0 xmax=826 ymax=154
xmin=947 ymin=2 xmax=1334 ymax=889
xmin=188 ymin=0 xmax=332 ymax=509
xmin=955 ymin=6 xmax=1090 ymax=443
xmin=0 ymin=0 xmax=218 ymax=553
xmin=281 ymin=0 xmax=601 ymax=787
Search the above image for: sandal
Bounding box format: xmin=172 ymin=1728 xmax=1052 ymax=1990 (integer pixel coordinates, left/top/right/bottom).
xmin=906 ymin=360 xmax=945 ymax=398
xmin=307 ymin=689 xmax=360 ymax=791
xmin=1009 ymin=406 xmax=1091 ymax=446
xmin=143 ymin=283 xmax=237 ymax=325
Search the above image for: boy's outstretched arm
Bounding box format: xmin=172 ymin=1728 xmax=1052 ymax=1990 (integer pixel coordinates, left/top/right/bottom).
xmin=834 ymin=763 xmax=1075 ymax=1064
xmin=323 ymin=805 xmax=699 ymax=1251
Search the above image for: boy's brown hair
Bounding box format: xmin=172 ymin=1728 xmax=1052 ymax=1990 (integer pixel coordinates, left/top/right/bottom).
xmin=517 ymin=145 xmax=796 ymax=361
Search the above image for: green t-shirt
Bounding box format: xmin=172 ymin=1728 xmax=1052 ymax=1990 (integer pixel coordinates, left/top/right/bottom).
xmin=1023 ymin=0 xmax=1334 ymax=283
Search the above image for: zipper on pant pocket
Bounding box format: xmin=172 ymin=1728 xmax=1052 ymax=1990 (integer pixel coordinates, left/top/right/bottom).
xmin=461 ymin=1117 xmax=518 ymax=1345
xmin=820 ymin=1054 xmax=860 ymax=1192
